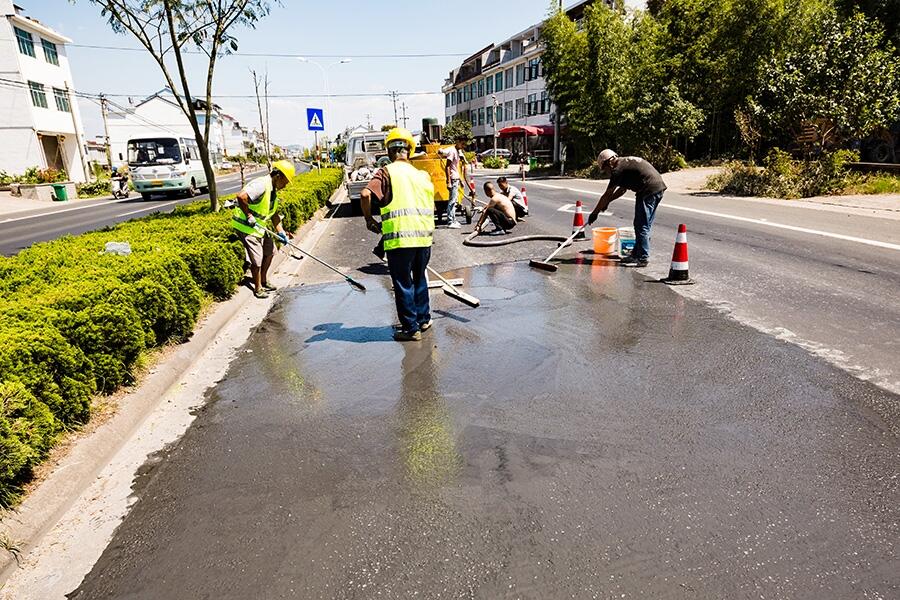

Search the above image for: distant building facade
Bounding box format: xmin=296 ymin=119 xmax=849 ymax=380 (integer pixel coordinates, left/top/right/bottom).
xmin=0 ymin=0 xmax=88 ymax=181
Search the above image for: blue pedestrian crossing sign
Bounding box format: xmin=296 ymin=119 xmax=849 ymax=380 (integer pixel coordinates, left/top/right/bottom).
xmin=306 ymin=108 xmax=325 ymax=131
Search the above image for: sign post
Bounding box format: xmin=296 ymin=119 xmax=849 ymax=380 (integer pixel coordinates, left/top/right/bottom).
xmin=306 ymin=108 xmax=325 ymax=173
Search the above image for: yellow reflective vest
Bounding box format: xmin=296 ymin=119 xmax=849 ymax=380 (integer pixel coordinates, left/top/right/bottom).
xmin=381 ymin=161 xmax=435 ymax=251
xmin=231 ymin=176 xmax=278 ymax=237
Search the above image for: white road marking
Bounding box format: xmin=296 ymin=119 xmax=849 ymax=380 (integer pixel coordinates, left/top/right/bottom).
xmin=528 ymin=181 xmax=900 ymax=252
xmin=117 ymin=199 xmax=186 ymax=218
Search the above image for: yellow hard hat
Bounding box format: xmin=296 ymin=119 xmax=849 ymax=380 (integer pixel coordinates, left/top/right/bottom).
xmin=385 ymin=127 xmax=416 ymax=152
xmin=272 ymin=159 xmax=295 ymax=183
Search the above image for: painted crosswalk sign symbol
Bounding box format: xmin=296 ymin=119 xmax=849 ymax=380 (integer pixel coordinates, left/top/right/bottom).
xmin=306 ymin=108 xmax=324 ymax=131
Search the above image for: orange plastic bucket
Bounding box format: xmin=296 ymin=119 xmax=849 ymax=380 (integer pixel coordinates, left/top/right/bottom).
xmin=592 ymin=227 xmax=618 ymax=255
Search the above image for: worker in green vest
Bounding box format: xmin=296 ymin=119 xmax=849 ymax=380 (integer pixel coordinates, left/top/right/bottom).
xmin=361 ymin=127 xmax=436 ymax=342
xmin=231 ymin=160 xmax=295 ymax=298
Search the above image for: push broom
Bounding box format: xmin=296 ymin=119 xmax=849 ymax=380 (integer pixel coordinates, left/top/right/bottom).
xmin=262 ymin=227 xmax=367 ymax=292
xmin=426 ymin=266 xmax=480 ymax=308
xmin=529 ymin=224 xmax=588 ymax=272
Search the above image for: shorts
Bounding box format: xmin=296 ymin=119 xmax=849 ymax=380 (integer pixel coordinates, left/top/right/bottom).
xmin=486 ymin=206 xmax=516 ymax=231
xmin=238 ymin=231 xmax=274 ymax=268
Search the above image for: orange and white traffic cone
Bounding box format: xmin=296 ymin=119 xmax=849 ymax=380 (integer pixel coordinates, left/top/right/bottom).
xmin=572 ymin=200 xmax=586 ymax=239
xmin=521 ymin=186 xmax=528 ymax=209
xmin=662 ymin=224 xmax=694 ymax=285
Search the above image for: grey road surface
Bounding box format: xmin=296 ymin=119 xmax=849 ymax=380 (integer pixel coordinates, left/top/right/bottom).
xmin=70 ymin=180 xmax=899 ymax=599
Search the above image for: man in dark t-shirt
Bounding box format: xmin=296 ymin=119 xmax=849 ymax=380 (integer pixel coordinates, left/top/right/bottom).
xmin=587 ymin=149 xmax=667 ymax=267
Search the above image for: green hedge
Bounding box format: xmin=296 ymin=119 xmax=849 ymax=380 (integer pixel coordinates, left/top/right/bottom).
xmin=0 ymin=168 xmax=342 ymax=507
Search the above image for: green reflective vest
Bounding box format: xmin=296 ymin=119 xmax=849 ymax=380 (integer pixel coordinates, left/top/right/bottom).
xmin=231 ymin=176 xmax=278 ymax=237
xmin=381 ymin=161 xmax=435 ymax=251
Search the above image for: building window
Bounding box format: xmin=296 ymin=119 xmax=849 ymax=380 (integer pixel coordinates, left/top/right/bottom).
xmin=541 ymin=91 xmax=550 ymax=114
xmin=516 ymin=64 xmax=526 ymax=86
xmin=446 ymin=93 xmax=451 ymax=108
xmin=53 ymin=87 xmax=70 ymax=112
xmin=463 ymin=85 xmax=469 ymax=102
xmin=42 ymin=39 xmax=59 ymax=65
xmin=487 ymin=108 xmax=493 ymax=127
xmin=478 ymin=107 xmax=485 ymax=126
xmin=504 ymin=100 xmax=513 ymax=122
xmin=496 ymin=105 xmax=503 ymax=123
xmin=527 ymin=93 xmax=537 ymax=116
xmin=486 ymin=76 xmax=493 ymax=95
xmin=28 ymin=81 xmax=48 ymax=108
xmin=15 ymin=27 xmax=35 ymax=57
xmin=505 ymin=68 xmax=513 ymax=89
xmin=477 ymin=79 xmax=484 ymax=98
xmin=529 ymin=58 xmax=541 ymax=80
xmin=470 ymin=111 xmax=477 ymax=126
xmin=515 ymin=98 xmax=525 ymax=119
xmin=495 ymin=72 xmax=503 ymax=92
xmin=471 ymin=82 xmax=477 ymax=99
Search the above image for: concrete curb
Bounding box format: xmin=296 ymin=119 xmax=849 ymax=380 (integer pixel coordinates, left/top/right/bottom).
xmin=0 ymin=185 xmax=345 ymax=584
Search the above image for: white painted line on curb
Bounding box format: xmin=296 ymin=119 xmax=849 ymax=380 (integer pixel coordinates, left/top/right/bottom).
xmin=528 ymin=181 xmax=900 ymax=252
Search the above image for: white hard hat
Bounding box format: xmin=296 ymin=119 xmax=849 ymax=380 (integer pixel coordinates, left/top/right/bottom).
xmin=597 ymin=149 xmax=618 ymax=166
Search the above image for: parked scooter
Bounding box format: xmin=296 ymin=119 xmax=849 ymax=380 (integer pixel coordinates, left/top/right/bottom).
xmin=110 ymin=171 xmax=130 ymax=199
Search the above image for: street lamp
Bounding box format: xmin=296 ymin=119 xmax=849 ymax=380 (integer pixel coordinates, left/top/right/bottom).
xmin=297 ymin=57 xmax=351 ymax=170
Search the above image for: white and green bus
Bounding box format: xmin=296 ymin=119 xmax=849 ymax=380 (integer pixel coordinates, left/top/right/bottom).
xmin=127 ymin=136 xmax=209 ymax=200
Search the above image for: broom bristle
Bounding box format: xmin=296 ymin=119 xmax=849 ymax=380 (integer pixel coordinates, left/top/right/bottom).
xmin=529 ymin=260 xmax=558 ymax=272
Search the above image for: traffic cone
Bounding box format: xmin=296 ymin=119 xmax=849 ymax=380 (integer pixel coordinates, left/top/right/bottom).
xmin=521 ymin=186 xmax=528 ymax=209
xmin=662 ymin=224 xmax=695 ymax=285
xmin=572 ymin=200 xmax=586 ymax=239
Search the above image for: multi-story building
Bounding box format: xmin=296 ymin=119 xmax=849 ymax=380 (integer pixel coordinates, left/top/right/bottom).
xmin=441 ymin=0 xmax=602 ymax=161
xmin=0 ymin=0 xmax=88 ymax=181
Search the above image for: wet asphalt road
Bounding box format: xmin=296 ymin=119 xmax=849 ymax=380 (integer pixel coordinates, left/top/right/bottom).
xmin=70 ymin=193 xmax=900 ymax=599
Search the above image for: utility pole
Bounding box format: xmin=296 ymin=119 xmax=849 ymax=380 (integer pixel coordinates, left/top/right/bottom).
xmin=99 ymin=93 xmax=113 ymax=172
xmin=492 ymin=94 xmax=499 ymax=157
xmin=65 ymin=82 xmax=90 ymax=182
xmin=400 ymin=102 xmax=408 ymax=128
xmin=365 ymin=113 xmax=373 ymax=131
xmin=390 ymin=91 xmax=399 ymax=126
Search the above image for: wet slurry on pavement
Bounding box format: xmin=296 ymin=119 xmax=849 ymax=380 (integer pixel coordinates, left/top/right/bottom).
xmin=70 ymin=263 xmax=899 ymax=599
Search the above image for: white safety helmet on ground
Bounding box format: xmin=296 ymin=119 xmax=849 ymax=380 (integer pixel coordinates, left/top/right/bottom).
xmin=597 ymin=149 xmax=618 ymax=168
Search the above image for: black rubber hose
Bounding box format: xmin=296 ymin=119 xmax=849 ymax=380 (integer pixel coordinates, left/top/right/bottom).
xmin=463 ymin=229 xmax=570 ymax=247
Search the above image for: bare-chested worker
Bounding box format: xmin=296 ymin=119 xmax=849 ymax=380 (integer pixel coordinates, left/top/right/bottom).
xmin=475 ymin=181 xmax=517 ymax=234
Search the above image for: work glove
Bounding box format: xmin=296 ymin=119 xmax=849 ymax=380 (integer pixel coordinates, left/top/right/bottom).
xmin=366 ymin=218 xmax=382 ymax=234
xmin=246 ymin=214 xmax=256 ymax=227
xmin=587 ymin=211 xmax=599 ymax=226
xmin=276 ymin=231 xmax=289 ymax=245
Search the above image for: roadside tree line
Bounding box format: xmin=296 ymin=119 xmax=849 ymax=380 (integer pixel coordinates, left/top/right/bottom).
xmin=541 ymin=0 xmax=900 ymax=178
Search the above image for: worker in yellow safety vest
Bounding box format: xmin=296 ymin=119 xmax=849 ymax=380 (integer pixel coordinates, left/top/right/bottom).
xmin=231 ymin=160 xmax=295 ymax=298
xmin=360 ymin=127 xmax=436 ymax=342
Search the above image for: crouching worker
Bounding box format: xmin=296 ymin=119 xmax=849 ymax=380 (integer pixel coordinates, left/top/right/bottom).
xmin=231 ymin=160 xmax=295 ymax=298
xmin=360 ymin=127 xmax=436 ymax=342
xmin=475 ymin=181 xmax=517 ymax=234
xmin=497 ymin=176 xmax=527 ymax=220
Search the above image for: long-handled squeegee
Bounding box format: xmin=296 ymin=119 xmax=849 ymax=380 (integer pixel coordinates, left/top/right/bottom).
xmin=529 ymin=225 xmax=588 ymax=272
xmin=262 ymin=227 xmax=367 ymax=292
xmin=426 ymin=266 xmax=480 ymax=308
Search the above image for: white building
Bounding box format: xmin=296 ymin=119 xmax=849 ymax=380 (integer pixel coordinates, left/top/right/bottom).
xmin=0 ymin=1 xmax=88 ymax=182
xmin=106 ymin=89 xmax=228 ymax=167
xmin=221 ymin=113 xmax=245 ymax=158
xmin=441 ymin=0 xmax=605 ymax=161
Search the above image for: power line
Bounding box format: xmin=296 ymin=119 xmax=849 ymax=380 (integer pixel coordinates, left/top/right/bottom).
xmin=67 ymin=43 xmax=469 ymax=59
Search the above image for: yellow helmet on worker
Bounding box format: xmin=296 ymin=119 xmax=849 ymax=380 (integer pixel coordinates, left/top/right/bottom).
xmin=385 ymin=127 xmax=417 ymax=152
xmin=272 ymin=159 xmax=295 ymax=183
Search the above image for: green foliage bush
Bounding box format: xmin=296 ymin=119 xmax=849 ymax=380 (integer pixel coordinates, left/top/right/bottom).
xmin=0 ymin=168 xmax=341 ymax=506
xmin=76 ymin=178 xmax=111 ymax=198
xmin=707 ymin=149 xmax=860 ymax=198
xmin=0 ymin=166 xmax=68 ymax=185
xmin=482 ymin=156 xmax=509 ymax=169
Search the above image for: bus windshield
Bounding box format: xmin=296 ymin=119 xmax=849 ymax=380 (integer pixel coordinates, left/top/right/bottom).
xmin=128 ymin=138 xmax=182 ymax=166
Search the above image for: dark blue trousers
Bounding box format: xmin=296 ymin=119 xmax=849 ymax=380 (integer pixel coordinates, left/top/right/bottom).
xmin=387 ymin=246 xmax=432 ymax=333
xmin=633 ymin=190 xmax=664 ymax=261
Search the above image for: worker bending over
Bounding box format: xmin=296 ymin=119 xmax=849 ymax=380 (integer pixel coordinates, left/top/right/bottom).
xmin=476 ymin=181 xmax=517 ymax=234
xmin=587 ymin=150 xmax=667 ymax=267
xmin=361 ymin=128 xmax=436 ymax=342
xmin=497 ymin=176 xmax=528 ymax=220
xmin=231 ymin=160 xmax=294 ymax=298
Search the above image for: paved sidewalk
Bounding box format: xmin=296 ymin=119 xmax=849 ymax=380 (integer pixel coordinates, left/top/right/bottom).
xmin=0 ymin=190 xmax=94 ymax=216
xmin=663 ymin=167 xmax=900 ymax=215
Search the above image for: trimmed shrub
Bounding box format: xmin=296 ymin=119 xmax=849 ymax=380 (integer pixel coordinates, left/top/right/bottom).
xmin=0 ymin=168 xmax=341 ymax=506
xmin=482 ymin=156 xmax=509 ymax=169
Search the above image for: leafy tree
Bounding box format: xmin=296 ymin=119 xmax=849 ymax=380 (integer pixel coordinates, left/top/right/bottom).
xmin=380 ymin=124 xmax=397 ymax=132
xmin=747 ymin=13 xmax=900 ymax=150
xmin=440 ymin=117 xmax=472 ymax=143
xmin=836 ymin=0 xmax=900 ymax=47
xmin=83 ymin=0 xmax=277 ymax=211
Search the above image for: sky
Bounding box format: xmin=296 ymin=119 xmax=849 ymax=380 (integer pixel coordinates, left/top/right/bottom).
xmin=32 ymin=0 xmax=642 ymax=148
